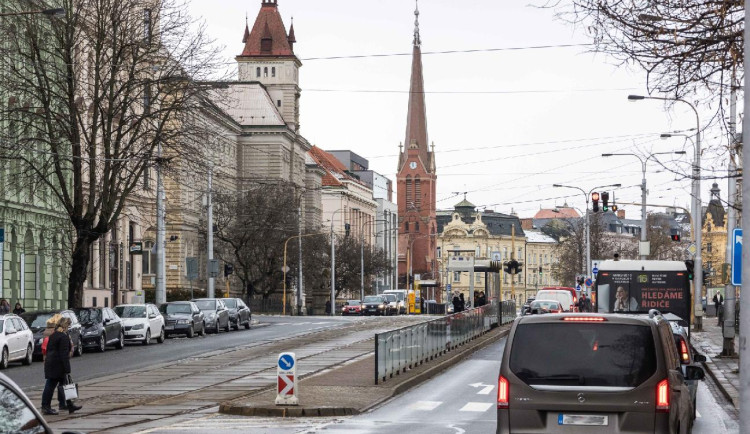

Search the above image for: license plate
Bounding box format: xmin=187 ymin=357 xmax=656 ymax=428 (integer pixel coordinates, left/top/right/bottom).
xmin=165 ymin=325 xmax=174 ymax=330
xmin=558 ymin=414 xmax=608 ymax=426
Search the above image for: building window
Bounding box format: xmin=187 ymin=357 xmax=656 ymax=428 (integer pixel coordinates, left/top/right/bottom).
xmin=277 ymin=100 xmax=282 ymax=107
xmin=405 ymin=176 xmax=412 ymax=209
xmin=503 ymin=247 xmax=508 ymax=259
xmin=256 ymin=67 xmax=261 ymax=78
xmin=475 ymin=273 xmax=481 ymax=283
xmin=264 ymin=67 xmax=268 ymax=77
xmin=143 ymin=9 xmax=152 ymax=44
xmin=453 ymin=272 xmax=461 ymax=282
xmin=92 ymin=297 xmax=97 ymax=307
xmin=143 ymin=82 xmax=151 ymax=114
xmin=143 ymin=167 xmax=150 ymax=190
xmin=404 ymin=222 xmax=409 ymax=233
xmin=105 ymin=297 xmax=109 ymax=308
xmin=272 ymin=67 xmax=276 ymax=77
xmin=707 ymin=243 xmax=712 ymax=253
xmin=143 ymin=241 xmax=154 ymax=274
xmin=518 ymin=248 xmax=523 ymax=260
xmin=415 ymin=222 xmax=420 ymax=232
xmin=437 ymin=247 xmax=441 ymax=258
xmin=415 ymin=177 xmax=421 ymax=209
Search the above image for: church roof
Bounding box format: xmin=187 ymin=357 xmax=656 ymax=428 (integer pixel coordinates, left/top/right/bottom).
xmin=455 ymin=198 xmax=475 ymax=209
xmin=704 ymin=182 xmax=726 ymax=227
xmin=207 ymin=83 xmax=285 ymax=126
xmin=240 ymin=0 xmax=295 ymax=58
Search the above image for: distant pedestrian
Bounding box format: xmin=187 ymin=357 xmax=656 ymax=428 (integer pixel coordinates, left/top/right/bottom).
xmin=452 ymin=294 xmax=460 ymax=313
xmin=41 ymin=317 xmax=82 ymax=415
xmin=578 ymin=293 xmax=591 ymax=312
xmin=713 ymin=290 xmax=724 ymax=325
xmin=458 ymin=293 xmax=465 ymax=312
xmin=13 ymin=302 xmax=25 ymax=315
xmin=325 ymin=300 xmax=331 ymax=315
xmin=0 ymin=299 xmax=9 ymax=315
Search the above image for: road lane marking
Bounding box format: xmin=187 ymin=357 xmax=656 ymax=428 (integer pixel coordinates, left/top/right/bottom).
xmin=459 ymin=402 xmax=493 ymax=412
xmin=409 ymin=400 xmax=443 ymax=411
xmin=469 ymin=382 xmax=495 ymax=395
xmin=696 ymin=410 xmax=701 ymax=418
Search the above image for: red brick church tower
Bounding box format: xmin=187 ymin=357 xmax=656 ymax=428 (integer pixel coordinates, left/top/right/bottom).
xmin=397 ymin=2 xmax=437 ymax=288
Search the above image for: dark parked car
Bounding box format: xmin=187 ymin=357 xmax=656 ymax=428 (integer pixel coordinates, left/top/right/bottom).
xmin=521 ymin=297 xmax=536 ymax=315
xmin=220 ymin=298 xmax=251 ymax=330
xmin=159 ymin=301 xmax=206 ymax=338
xmin=362 ymin=295 xmax=388 ymax=316
xmin=192 ymin=299 xmax=230 ymax=333
xmin=21 ymin=310 xmax=84 ymax=360
xmin=72 ymin=307 xmax=124 ymax=352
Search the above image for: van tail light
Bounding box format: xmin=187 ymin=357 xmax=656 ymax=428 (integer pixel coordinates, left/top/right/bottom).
xmin=498 ymin=375 xmax=509 ymax=408
xmin=680 ymin=339 xmax=690 ymax=363
xmin=562 ymin=317 xmax=606 ymax=322
xmin=656 ymin=379 xmax=669 ymax=412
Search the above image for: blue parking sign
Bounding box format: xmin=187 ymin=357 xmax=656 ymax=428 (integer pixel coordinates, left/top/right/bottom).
xmin=732 ymin=228 xmax=742 ymax=285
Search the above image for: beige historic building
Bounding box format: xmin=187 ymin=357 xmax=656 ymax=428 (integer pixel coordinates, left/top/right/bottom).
xmin=437 ymin=199 xmax=533 ymax=307
xmin=703 ymin=183 xmax=727 ymax=287
xmin=524 ymin=230 xmax=561 ymax=300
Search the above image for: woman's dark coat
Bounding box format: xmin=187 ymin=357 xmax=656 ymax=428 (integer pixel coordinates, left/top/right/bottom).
xmin=44 ymin=330 xmax=71 ymax=379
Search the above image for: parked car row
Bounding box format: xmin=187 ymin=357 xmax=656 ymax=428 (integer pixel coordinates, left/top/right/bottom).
xmin=0 ymin=297 xmax=251 ymax=369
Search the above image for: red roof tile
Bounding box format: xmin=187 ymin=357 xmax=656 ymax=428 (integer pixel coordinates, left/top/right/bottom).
xmin=241 ymin=1 xmax=295 ymax=57
xmin=308 ymin=146 xmax=360 ymax=187
xmin=533 ymin=207 xmax=580 ymax=219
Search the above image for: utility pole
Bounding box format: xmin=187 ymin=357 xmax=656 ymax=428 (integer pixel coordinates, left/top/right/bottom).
xmin=297 ymin=204 xmax=304 ymax=315
xmin=640 ymin=162 xmax=648 ymax=260
xmin=330 ymin=226 xmax=335 ymax=316
xmin=740 ymin=3 xmax=750 ymax=428
xmin=723 ymin=78 xmax=738 ymax=356
xmin=155 ymin=142 xmax=166 ymax=305
xmin=207 ymin=165 xmax=215 ymax=298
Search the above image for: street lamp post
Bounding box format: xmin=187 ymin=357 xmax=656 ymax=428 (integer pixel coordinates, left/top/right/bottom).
xmin=602 ymin=151 xmax=686 ymax=260
xmin=553 ymin=183 xmax=621 ymax=284
xmin=329 ymin=208 xmax=345 ymax=316
xmin=628 ymin=94 xmax=703 ymax=331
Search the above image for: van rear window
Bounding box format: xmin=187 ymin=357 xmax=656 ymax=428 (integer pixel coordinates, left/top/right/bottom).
xmin=509 ymin=323 xmax=656 ymax=388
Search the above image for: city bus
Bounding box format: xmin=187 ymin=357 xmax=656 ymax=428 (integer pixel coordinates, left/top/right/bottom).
xmin=593 ymin=260 xmax=692 ymax=327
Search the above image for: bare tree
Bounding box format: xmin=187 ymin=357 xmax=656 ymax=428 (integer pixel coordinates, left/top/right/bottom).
xmin=0 ymin=0 xmax=223 ymax=307
xmin=548 ymin=0 xmax=743 ymax=100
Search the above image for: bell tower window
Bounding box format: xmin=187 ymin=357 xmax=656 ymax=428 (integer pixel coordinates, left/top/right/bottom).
xmin=256 ymin=67 xmax=261 ymax=78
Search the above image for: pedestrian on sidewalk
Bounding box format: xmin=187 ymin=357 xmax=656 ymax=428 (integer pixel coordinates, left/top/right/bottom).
xmin=0 ymin=299 xmax=9 ymax=315
xmin=13 ymin=302 xmax=25 ymax=315
xmin=458 ymin=293 xmax=465 ymax=312
xmin=41 ymin=317 xmax=82 ymax=415
xmin=713 ymin=290 xmax=724 ymax=325
xmin=452 ymin=293 xmax=460 ymax=313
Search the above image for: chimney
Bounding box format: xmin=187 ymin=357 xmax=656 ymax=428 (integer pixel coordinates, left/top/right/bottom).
xmin=617 ymin=209 xmax=625 ymax=219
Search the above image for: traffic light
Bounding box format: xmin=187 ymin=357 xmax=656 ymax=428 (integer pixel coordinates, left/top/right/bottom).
xmin=345 ymin=223 xmax=350 ymax=237
xmin=611 ymin=204 xmax=618 ymax=212
xmin=671 ymin=234 xmax=681 ymax=242
xmin=601 ymin=191 xmax=609 ymax=212
xmin=684 ymin=260 xmax=694 ymax=280
xmin=515 ymin=261 xmax=523 ymax=275
xmin=702 ymin=270 xmax=709 ymax=286
xmin=224 ymin=263 xmax=234 ymax=277
xmin=504 ymin=260 xmax=520 ymax=275
xmin=538 ymin=266 xmax=542 ymax=275
xmin=503 ymin=261 xmax=511 ymax=274
xmin=591 ymin=192 xmax=600 ymax=212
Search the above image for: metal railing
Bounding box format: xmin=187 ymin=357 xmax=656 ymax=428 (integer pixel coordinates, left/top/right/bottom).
xmin=375 ymin=300 xmax=516 ymax=384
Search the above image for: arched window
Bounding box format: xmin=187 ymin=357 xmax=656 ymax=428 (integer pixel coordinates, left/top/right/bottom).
xmin=415 ymin=222 xmax=420 ymax=232
xmin=256 ymin=67 xmax=261 ymax=78
xmin=264 ymin=67 xmax=268 ymax=77
xmin=405 ymin=176 xmax=412 ymax=209
xmin=272 ymin=67 xmax=276 ymax=77
xmin=404 ymin=221 xmax=409 ymax=232
xmin=415 ymin=176 xmax=421 ymax=209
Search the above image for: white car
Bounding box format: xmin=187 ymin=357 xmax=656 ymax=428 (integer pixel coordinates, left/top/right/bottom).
xmin=114 ymin=304 xmax=165 ymax=345
xmin=0 ymin=314 xmax=34 ymax=368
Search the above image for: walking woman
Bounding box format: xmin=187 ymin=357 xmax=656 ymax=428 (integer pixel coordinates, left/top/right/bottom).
xmin=41 ymin=317 xmax=82 ymax=415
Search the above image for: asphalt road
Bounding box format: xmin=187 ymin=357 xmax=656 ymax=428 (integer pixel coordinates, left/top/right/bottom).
xmin=146 ymin=337 xmax=741 ymax=434
xmin=2 ymin=315 xmax=355 ymax=390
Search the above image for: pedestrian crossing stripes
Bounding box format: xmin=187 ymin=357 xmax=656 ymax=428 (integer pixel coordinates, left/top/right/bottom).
xmin=459 ymin=402 xmax=494 ymax=412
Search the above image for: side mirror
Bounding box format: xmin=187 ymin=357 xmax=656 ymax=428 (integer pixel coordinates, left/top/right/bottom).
xmin=693 ymin=353 xmax=707 ymax=363
xmin=103 ymin=318 xmax=110 ymax=324
xmin=685 ymin=365 xmax=705 ymax=381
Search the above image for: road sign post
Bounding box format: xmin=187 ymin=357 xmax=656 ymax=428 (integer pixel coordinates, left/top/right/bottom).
xmin=275 ymin=352 xmax=298 ymax=405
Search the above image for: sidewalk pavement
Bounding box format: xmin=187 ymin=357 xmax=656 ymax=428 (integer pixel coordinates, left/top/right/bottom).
xmin=219 ymin=324 xmax=510 ymax=417
xmin=690 ymin=315 xmax=739 ymax=409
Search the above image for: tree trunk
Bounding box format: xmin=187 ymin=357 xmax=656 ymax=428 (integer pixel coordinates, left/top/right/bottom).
xmin=68 ymin=234 xmax=93 ymax=308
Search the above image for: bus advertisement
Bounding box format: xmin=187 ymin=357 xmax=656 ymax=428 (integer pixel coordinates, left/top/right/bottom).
xmin=593 ymin=260 xmax=692 ymax=327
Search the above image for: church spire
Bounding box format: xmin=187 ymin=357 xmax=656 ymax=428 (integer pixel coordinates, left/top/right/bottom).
xmin=403 ymin=0 xmax=430 ymax=169
xmin=242 ymin=13 xmax=250 ymax=43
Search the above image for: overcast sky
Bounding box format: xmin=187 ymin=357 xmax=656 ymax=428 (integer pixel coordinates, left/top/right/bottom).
xmin=187 ymin=0 xmax=728 ymax=221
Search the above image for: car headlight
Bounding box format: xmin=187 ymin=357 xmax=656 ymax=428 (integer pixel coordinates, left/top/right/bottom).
xmin=36 ymin=338 xmax=43 ymax=345
xmin=132 ymin=323 xmax=145 ymax=330
xmin=177 ymin=319 xmax=190 ymax=325
xmin=342 ymin=307 xmax=347 ymax=311
xmin=378 ymin=304 xmax=385 ymax=309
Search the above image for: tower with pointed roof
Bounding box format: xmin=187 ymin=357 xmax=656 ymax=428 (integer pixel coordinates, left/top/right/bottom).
xmin=237 ymin=0 xmax=301 ymax=131
xmin=397 ymin=1 xmax=438 ymax=287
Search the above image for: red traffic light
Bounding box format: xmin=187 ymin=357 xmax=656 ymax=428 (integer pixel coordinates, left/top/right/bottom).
xmin=671 ymin=234 xmax=681 ymax=241
xmin=591 ymin=192 xmax=600 ymax=201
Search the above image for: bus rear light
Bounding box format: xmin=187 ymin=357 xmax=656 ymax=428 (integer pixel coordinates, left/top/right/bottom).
xmin=497 ymin=375 xmax=509 ymax=408
xmin=656 ymin=379 xmax=669 ymax=412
